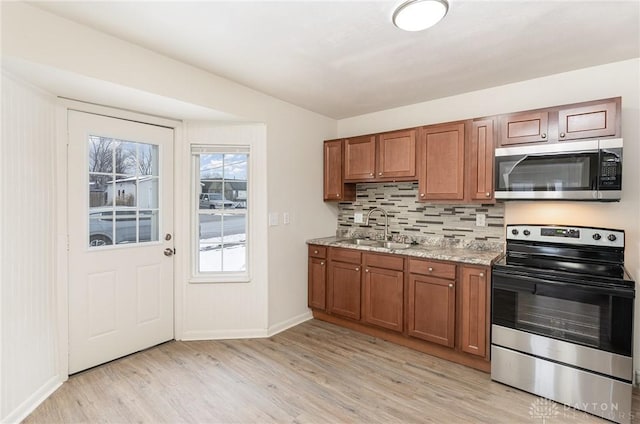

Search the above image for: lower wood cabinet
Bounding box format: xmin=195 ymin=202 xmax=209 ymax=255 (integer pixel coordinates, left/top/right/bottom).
xmin=308 ymin=245 xmax=492 ymax=372
xmin=407 ymin=274 xmax=455 ymax=347
xmin=308 ymin=245 xmax=327 ymax=310
xmin=327 ymin=248 xmax=362 ymax=320
xmin=459 ymin=265 xmax=489 ymax=357
xmin=363 ymin=253 xmax=404 ymax=332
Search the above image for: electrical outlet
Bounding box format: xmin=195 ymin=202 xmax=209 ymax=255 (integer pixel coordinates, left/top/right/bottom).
xmin=476 ymin=213 xmax=486 ymax=227
xmin=354 ymin=212 xmax=364 ymax=224
xmin=283 ymin=212 xmax=290 ymax=225
xmin=268 ymin=212 xmax=279 ymax=226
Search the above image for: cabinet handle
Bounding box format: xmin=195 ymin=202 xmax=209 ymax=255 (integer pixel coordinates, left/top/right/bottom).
xmin=428 ymin=267 xmax=433 ymax=272
xmin=378 ymin=172 xmax=383 ymax=176
xmin=314 ymin=250 xmax=318 ymax=254
xmin=365 ymin=269 xmax=369 ymax=273
xmin=355 ymin=267 xmax=359 ymax=271
xmin=420 ymin=193 xmax=425 ymax=197
xmin=320 ymin=261 xmax=324 ymax=266
xmin=479 ymin=272 xmax=485 ymax=278
xmin=560 ymin=132 xmax=566 ymax=138
xmin=485 ymin=192 xmax=491 ymax=197
xmin=448 ymin=283 xmax=454 ymax=288
xmin=336 ymin=194 xmax=340 ymax=198
xmin=541 ymin=133 xmax=547 ymax=139
xmin=369 ymin=173 xmax=374 ymax=177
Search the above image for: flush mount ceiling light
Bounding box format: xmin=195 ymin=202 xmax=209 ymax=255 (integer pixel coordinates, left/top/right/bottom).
xmin=392 ymin=0 xmax=449 ymax=32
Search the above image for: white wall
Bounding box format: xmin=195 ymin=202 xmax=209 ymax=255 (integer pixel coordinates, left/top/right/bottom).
xmin=0 ymin=74 xmax=62 ymax=423
xmin=338 ymin=58 xmax=640 ymax=368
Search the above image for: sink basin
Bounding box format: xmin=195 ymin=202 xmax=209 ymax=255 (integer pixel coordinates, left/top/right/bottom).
xmin=339 ymin=239 xmax=410 ymax=250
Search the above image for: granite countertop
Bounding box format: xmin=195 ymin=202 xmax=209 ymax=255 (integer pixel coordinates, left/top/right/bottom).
xmin=307 ymin=236 xmax=504 ymax=266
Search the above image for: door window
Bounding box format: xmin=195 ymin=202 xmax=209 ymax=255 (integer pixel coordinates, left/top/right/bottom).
xmin=88 ymin=136 xmax=159 ymax=247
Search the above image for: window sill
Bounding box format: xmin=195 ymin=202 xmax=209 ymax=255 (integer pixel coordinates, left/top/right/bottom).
xmin=189 ymin=274 xmax=251 ymax=284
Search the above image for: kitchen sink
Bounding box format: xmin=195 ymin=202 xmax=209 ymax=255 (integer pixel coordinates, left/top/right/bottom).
xmin=339 ymin=238 xmax=411 ymax=250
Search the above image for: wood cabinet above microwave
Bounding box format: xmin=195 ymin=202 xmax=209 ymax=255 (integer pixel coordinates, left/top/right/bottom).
xmin=497 ymin=97 xmax=620 ymax=147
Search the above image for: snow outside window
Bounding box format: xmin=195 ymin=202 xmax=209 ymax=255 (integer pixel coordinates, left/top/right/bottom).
xmin=192 ymin=145 xmax=249 ymax=282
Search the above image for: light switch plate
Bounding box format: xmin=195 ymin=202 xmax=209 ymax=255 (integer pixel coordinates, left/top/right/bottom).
xmin=269 ymin=212 xmax=279 ymax=226
xmin=354 ymin=212 xmax=364 ymax=224
xmin=476 ymin=213 xmax=486 ymax=227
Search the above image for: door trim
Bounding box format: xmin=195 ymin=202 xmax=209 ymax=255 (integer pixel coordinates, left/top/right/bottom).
xmin=56 ymin=99 xmax=182 ymax=378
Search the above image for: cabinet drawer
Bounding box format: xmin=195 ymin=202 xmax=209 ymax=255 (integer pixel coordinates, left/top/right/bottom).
xmin=329 ymin=247 xmax=361 ymax=264
xmin=409 ymin=259 xmax=456 ymax=279
xmin=309 ymin=245 xmax=327 ymax=259
xmin=364 ymin=253 xmax=404 ymax=271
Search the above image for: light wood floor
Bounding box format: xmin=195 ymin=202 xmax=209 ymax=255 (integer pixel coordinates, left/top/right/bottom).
xmin=25 ymin=319 xmax=638 ymax=423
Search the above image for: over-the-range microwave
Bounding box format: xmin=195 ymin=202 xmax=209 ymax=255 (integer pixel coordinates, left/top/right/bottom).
xmin=494 ymin=138 xmax=622 ymax=201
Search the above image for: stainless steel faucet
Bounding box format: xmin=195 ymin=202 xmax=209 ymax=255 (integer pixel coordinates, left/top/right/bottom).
xmin=365 ymin=207 xmax=390 ymax=241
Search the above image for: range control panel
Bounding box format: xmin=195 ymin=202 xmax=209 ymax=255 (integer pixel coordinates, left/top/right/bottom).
xmin=507 ymin=225 xmax=624 ymax=248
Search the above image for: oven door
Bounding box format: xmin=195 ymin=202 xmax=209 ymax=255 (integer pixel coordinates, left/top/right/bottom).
xmin=492 ymin=269 xmax=634 ymax=357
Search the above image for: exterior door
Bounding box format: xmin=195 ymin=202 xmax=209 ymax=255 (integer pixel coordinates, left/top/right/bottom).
xmin=68 ymin=110 xmax=174 ymax=374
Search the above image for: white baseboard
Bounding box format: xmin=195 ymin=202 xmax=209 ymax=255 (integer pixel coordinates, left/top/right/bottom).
xmin=177 ymin=311 xmax=313 ymax=341
xmin=2 ymin=375 xmax=63 ymax=424
xmin=179 ymin=328 xmax=268 ymax=341
xmin=268 ymin=311 xmax=313 ymax=336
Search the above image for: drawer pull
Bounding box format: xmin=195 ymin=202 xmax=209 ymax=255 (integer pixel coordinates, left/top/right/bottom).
xmin=428 ymin=267 xmax=433 ymax=272
xmin=314 ymin=250 xmax=318 ymax=254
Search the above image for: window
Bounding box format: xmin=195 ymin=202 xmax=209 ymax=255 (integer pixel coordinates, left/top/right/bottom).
xmin=88 ymin=136 xmax=160 ymax=247
xmin=192 ymin=145 xmax=249 ymax=281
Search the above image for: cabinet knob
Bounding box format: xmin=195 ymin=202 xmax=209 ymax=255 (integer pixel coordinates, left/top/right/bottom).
xmin=480 ymin=272 xmax=485 ymax=278
xmin=428 ymin=267 xmax=433 ymax=272
xmin=420 ymin=193 xmax=425 ymax=197
xmin=365 ymin=269 xmax=369 ymax=273
xmin=314 ymin=250 xmax=318 ymax=254
xmin=560 ymin=132 xmax=566 ymax=138
xmin=378 ymin=172 xmax=383 ymax=176
xmin=336 ymin=194 xmax=340 ymax=198
xmin=485 ymin=192 xmax=491 ymax=197
xmin=369 ymin=173 xmax=374 ymax=177
xmin=541 ymin=133 xmax=547 ymax=139
xmin=320 ymin=261 xmax=324 ymax=266
xmin=355 ymin=267 xmax=359 ymax=271
xmin=448 ymin=283 xmax=454 ymax=288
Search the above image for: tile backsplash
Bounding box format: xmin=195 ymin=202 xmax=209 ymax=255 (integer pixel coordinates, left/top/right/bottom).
xmin=337 ymin=183 xmax=505 ymax=243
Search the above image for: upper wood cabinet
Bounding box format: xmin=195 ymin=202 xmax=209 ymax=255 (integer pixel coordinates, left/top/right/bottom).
xmin=344 ymin=135 xmax=377 ymax=181
xmin=557 ymin=99 xmax=618 ymax=141
xmin=499 ymin=111 xmax=549 ymax=146
xmin=418 ymin=122 xmax=465 ymax=201
xmin=344 ymin=130 xmax=417 ymax=182
xmin=323 ymin=139 xmax=355 ymax=202
xmin=377 ymin=129 xmax=417 ymax=179
xmin=468 ymin=119 xmax=495 ymax=202
xmin=459 ymin=266 xmax=489 ymax=358
xmin=362 ymin=253 xmax=404 ymax=332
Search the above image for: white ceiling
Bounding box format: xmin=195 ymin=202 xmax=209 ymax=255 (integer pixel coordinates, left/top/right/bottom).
xmin=32 ymin=1 xmax=640 ymax=119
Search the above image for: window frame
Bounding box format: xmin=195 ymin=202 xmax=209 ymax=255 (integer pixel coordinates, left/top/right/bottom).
xmin=190 ymin=144 xmax=250 ymax=283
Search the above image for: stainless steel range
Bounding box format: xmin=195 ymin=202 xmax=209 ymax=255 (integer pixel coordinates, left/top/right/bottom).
xmin=491 ymin=225 xmax=635 ymax=424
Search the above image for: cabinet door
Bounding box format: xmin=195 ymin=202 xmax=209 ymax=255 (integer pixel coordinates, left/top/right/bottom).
xmin=327 ymin=260 xmax=362 ymax=320
xmin=418 ymin=122 xmax=465 ymax=201
xmin=363 ymin=266 xmax=404 ymax=332
xmin=324 ymin=139 xmax=354 ymax=201
xmin=377 ymin=129 xmax=416 ymax=179
xmin=407 ymin=274 xmax=455 ymax=347
xmin=469 ymin=119 xmax=495 ymax=202
xmin=344 ymin=135 xmax=376 ymax=181
xmin=558 ymin=100 xmax=618 ymax=141
xmin=308 ymin=257 xmax=327 ymax=310
xmin=499 ymin=111 xmax=549 ymax=146
xmin=459 ymin=266 xmax=488 ymax=357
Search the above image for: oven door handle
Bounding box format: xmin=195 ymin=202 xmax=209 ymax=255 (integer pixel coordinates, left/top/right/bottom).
xmin=493 ymin=270 xmax=635 ymax=298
